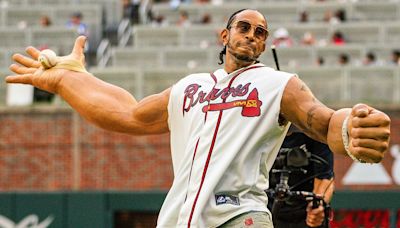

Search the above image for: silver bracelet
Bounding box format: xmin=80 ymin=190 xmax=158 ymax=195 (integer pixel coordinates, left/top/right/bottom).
xmin=342 ymin=116 xmax=366 ymax=163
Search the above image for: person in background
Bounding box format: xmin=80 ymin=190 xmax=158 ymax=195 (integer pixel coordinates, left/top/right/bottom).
xmin=363 ymin=52 xmax=378 ymax=66
xmin=273 ymin=27 xmax=294 ymax=48
xmin=268 ymin=126 xmax=334 ymax=228
xmin=66 ymin=12 xmax=89 ymax=52
xmin=316 ymin=56 xmax=325 ymax=66
xmin=391 ymin=50 xmax=400 ymax=65
xmin=301 ymin=32 xmax=316 ymax=46
xmin=177 ymin=10 xmax=191 ymax=27
xmin=331 ymin=31 xmax=345 ymax=46
xmin=299 ymin=11 xmax=309 ymax=23
xmin=66 ymin=12 xmax=89 ymax=37
xmin=39 ymin=15 xmax=52 ymax=27
xmin=338 ymin=53 xmax=350 ymax=66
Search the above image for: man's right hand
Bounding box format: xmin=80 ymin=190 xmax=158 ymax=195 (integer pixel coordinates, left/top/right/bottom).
xmin=6 ymin=36 xmax=87 ymax=94
xmin=306 ymin=201 xmax=325 ymax=227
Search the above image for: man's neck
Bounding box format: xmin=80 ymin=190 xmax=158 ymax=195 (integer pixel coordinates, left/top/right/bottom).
xmin=224 ymin=56 xmax=255 ymax=73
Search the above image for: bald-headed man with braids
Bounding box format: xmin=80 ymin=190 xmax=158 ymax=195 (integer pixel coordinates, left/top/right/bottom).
xmin=6 ymin=9 xmax=390 ymax=228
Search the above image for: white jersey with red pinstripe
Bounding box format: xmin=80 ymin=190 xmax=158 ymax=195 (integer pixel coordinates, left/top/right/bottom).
xmin=158 ymin=63 xmax=294 ymax=228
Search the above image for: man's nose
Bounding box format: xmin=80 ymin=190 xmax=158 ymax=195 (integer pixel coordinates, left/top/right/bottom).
xmin=245 ymin=27 xmax=256 ymax=41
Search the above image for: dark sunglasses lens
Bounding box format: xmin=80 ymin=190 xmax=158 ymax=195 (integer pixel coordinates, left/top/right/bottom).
xmin=237 ymin=21 xmax=251 ymax=33
xmin=255 ymin=27 xmax=267 ymax=39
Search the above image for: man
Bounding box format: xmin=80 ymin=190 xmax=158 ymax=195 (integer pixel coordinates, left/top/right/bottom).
xmin=6 ymin=9 xmax=390 ymax=228
xmin=268 ymin=126 xmax=334 ymax=228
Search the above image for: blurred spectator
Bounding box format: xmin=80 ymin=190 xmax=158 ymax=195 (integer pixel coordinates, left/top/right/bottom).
xmin=331 ymin=31 xmax=345 ymax=46
xmin=335 ymin=8 xmax=346 ymax=22
xmin=272 ymin=27 xmax=294 ymax=48
xmin=151 ymin=14 xmax=168 ymax=27
xmin=199 ymin=13 xmax=212 ymax=24
xmin=66 ymin=12 xmax=89 ymax=51
xmin=338 ymin=53 xmax=350 ymax=65
xmin=316 ymin=56 xmax=325 ymax=66
xmin=40 ymin=15 xmax=52 ymax=27
xmin=66 ymin=11 xmax=89 ymax=37
xmin=177 ymin=10 xmax=191 ymax=27
xmin=323 ymin=10 xmax=340 ymax=25
xmin=363 ymin=52 xmax=378 ymax=66
xmin=301 ymin=31 xmax=316 ymax=46
xmin=299 ymin=11 xmax=309 ymax=23
xmin=391 ymin=50 xmax=400 ymax=65
xmin=122 ymin=0 xmax=140 ymax=24
xmin=37 ymin=16 xmax=52 ymax=51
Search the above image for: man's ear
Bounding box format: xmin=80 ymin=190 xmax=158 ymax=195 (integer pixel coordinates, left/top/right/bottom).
xmin=220 ymin=28 xmax=229 ymax=46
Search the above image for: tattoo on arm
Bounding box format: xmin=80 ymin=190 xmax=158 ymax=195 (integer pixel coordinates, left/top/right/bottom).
xmin=307 ymin=104 xmax=321 ymax=128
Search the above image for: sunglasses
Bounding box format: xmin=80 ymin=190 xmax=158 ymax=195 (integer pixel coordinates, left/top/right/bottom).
xmin=229 ymin=20 xmax=269 ymax=40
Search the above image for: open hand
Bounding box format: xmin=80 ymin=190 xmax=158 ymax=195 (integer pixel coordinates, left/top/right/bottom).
xmin=5 ymin=36 xmax=87 ymax=94
xmin=348 ymin=103 xmax=391 ymax=163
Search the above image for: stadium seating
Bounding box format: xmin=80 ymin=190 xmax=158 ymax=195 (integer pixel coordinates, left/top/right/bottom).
xmin=347 ymin=66 xmax=399 ymax=104
xmin=296 ymin=67 xmax=345 ymax=104
xmin=133 ymin=26 xmax=180 ymax=47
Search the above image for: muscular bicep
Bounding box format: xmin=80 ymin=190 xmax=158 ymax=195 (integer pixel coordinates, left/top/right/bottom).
xmin=129 ymin=87 xmax=171 ymax=135
xmin=280 ymin=76 xmax=334 ymax=143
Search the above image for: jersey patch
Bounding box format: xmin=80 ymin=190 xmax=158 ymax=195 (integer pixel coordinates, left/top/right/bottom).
xmin=215 ymin=194 xmax=240 ymax=206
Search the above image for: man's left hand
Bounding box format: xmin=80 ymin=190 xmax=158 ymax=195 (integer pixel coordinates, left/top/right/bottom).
xmin=348 ymin=104 xmax=391 ymax=163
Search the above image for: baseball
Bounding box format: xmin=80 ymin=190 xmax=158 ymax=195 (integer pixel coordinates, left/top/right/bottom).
xmin=38 ymin=49 xmax=58 ymax=69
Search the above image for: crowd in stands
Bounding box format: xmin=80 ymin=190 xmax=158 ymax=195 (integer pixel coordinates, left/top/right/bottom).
xmin=120 ymin=0 xmax=400 ymax=68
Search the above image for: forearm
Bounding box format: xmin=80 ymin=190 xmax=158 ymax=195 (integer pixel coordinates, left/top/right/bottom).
xmin=313 ymin=178 xmax=334 ymax=203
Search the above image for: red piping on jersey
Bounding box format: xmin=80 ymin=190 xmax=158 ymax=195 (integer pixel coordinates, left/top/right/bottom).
xmin=185 ymin=73 xmax=216 ymax=202
xmin=187 ymin=65 xmax=263 ymax=227
xmin=184 ymin=138 xmax=201 ymax=202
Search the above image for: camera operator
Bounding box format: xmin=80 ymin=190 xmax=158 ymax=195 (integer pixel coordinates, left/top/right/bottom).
xmin=268 ymin=126 xmax=334 ymax=228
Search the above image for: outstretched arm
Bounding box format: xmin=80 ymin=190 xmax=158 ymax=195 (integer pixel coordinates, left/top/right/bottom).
xmin=6 ymin=36 xmax=170 ymax=135
xmin=281 ymin=76 xmax=390 ymax=163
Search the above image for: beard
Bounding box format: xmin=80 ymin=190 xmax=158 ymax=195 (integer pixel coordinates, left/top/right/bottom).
xmin=227 ymin=40 xmax=260 ymax=63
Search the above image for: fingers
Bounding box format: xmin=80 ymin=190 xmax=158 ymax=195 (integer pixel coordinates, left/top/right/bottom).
xmin=26 ymin=46 xmax=40 ymax=60
xmin=72 ymin=36 xmax=87 ymax=57
xmin=12 ymin=53 xmax=41 ymax=68
xmin=5 ymin=74 xmax=33 ymax=84
xmin=348 ymin=104 xmax=391 ymax=163
xmin=351 ymin=127 xmax=390 ymax=141
xmin=348 ymin=146 xmax=384 ymax=163
xmin=9 ymin=64 xmax=37 ymax=75
xmin=352 ymin=111 xmax=391 ymax=128
xmin=351 ymin=103 xmax=373 ymax=118
xmin=306 ymin=203 xmax=325 ymax=227
xmin=352 ymin=138 xmax=389 ymax=152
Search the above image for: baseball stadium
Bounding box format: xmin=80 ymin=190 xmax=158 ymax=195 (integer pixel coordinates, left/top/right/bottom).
xmin=0 ymin=0 xmax=399 ymax=227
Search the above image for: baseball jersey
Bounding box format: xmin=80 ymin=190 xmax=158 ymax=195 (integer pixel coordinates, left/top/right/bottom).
xmin=158 ymin=63 xmax=294 ymax=228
